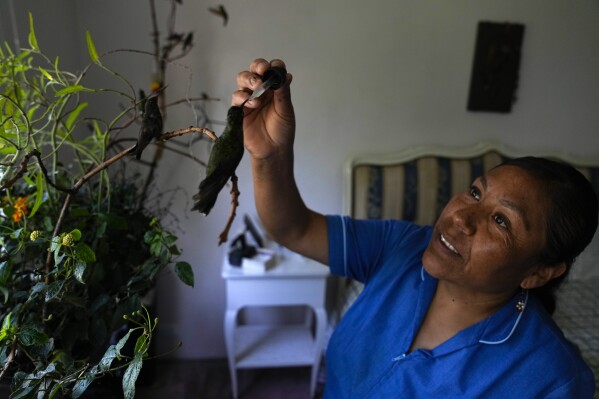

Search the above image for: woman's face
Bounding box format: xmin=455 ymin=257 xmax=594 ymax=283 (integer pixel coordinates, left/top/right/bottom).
xmin=423 ymin=165 xmax=550 ymax=295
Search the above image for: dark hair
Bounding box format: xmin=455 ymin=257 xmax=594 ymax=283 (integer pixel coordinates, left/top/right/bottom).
xmin=498 ymin=157 xmax=599 ymax=314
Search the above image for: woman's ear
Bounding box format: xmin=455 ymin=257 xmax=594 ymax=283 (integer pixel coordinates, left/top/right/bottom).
xmin=520 ymin=263 xmax=567 ymax=289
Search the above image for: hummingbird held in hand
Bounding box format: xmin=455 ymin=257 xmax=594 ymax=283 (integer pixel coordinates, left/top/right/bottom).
xmin=135 ymin=95 xmax=163 ymax=160
xmin=192 ymin=105 xmax=244 ymax=215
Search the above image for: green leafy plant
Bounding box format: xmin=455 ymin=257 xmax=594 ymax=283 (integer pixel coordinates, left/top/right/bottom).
xmin=0 ymin=5 xmax=215 ymax=398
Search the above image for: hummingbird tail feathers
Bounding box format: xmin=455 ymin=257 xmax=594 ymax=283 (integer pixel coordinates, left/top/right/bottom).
xmin=191 ymin=172 xmax=230 ymax=215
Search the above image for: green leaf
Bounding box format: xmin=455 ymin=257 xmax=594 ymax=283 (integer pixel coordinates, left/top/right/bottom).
xmin=11 ymin=386 xmax=35 ymax=399
xmin=28 ymin=13 xmax=39 ymax=51
xmin=122 ymin=353 xmax=143 ymax=399
xmin=144 ymin=230 xmax=157 ymax=244
xmin=65 ymin=102 xmax=88 ymax=131
xmin=2 ymin=312 xmax=12 ymax=329
xmin=55 ymin=85 xmax=93 ymax=97
xmin=98 ymin=345 xmax=117 ymax=372
xmin=73 ymin=242 xmax=96 ymax=264
xmin=0 ymin=286 xmax=9 ymax=304
xmin=42 ymin=216 xmax=53 ymax=232
xmin=116 ymin=329 xmax=133 ymax=354
xmin=163 ymin=233 xmax=177 ymax=245
xmin=29 ymin=337 xmax=54 ymax=359
xmin=96 ymin=220 xmax=107 ymax=238
xmin=69 ymin=229 xmax=82 ymax=241
xmin=28 ymin=172 xmax=44 ymax=218
xmin=23 ymin=176 xmax=35 ymax=186
xmin=18 ymin=325 xmax=49 ymax=347
xmin=71 ymin=368 xmax=96 ymax=398
xmin=50 ymin=236 xmax=62 ymax=253
xmin=174 ymin=262 xmax=194 ymax=288
xmin=85 ymin=30 xmax=101 ymax=65
xmin=29 ymin=282 xmax=46 ymax=300
xmin=134 ymin=334 xmax=149 ymax=354
xmin=39 ymin=67 xmax=54 ymax=81
xmin=169 ymin=245 xmax=181 ymax=256
xmin=45 ymin=281 xmax=63 ymax=302
xmin=0 ymin=262 xmax=12 ymax=285
xmin=49 ymin=382 xmax=63 ymax=399
xmin=11 ymin=228 xmax=23 ymax=239
xmin=74 ymin=262 xmax=86 ymax=284
xmin=54 ymin=250 xmax=65 ymax=267
xmin=150 ymin=241 xmax=161 ymax=257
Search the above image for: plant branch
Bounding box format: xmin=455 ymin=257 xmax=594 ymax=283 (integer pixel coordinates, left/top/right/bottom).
xmin=218 ymin=174 xmax=240 ymax=245
xmin=159 ymin=126 xmax=217 ymax=142
xmin=0 ymin=149 xmax=72 ymax=194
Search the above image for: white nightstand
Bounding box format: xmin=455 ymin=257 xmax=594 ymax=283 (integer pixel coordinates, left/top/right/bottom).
xmin=222 ymin=250 xmax=329 ymax=398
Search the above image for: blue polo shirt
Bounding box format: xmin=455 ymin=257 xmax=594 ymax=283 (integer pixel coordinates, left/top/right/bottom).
xmin=325 ymin=215 xmax=595 ymax=398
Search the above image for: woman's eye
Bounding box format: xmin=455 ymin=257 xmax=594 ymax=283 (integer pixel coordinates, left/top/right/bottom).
xmin=469 ymin=186 xmax=481 ymax=200
xmin=494 ymin=214 xmax=508 ymax=228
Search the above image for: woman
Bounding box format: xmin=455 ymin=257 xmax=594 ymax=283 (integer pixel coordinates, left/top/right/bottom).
xmin=234 ymin=58 xmax=597 ymax=398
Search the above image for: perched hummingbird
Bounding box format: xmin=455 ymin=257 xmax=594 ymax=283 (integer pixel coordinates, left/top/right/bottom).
xmin=135 ymin=95 xmax=163 ymax=160
xmin=192 ymin=106 xmax=244 ymax=215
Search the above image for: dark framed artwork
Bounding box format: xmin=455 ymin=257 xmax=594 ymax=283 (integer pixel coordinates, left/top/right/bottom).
xmin=467 ymin=21 xmax=525 ymax=113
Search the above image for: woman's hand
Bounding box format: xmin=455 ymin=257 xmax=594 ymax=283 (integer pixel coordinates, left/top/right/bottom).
xmin=233 ymin=58 xmax=295 ymax=160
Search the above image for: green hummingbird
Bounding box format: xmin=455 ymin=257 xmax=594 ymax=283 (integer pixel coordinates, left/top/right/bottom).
xmin=135 ymin=95 xmax=163 ymax=160
xmin=192 ymin=105 xmax=244 ymax=215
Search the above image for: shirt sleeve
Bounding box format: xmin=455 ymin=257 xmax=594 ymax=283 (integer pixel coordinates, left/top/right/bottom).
xmin=326 ymin=215 xmax=430 ymax=283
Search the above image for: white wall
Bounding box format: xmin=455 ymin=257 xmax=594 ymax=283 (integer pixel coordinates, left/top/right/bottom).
xmin=1 ymin=0 xmax=81 ymax=69
xmin=5 ymin=0 xmax=599 ymax=358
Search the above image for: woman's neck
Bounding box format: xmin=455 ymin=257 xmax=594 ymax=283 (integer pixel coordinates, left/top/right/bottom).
xmin=409 ymin=281 xmax=516 ymax=352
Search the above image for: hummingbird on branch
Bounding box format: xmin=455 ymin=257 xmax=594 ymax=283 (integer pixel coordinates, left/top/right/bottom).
xmin=192 ymin=105 xmax=244 ymax=215
xmin=135 ymin=95 xmax=163 ymax=160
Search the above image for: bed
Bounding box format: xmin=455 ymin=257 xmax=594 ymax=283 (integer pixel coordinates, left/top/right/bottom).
xmin=335 ymin=141 xmax=599 ymax=394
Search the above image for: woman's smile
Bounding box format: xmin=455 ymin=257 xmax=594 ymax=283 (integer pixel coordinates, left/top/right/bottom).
xmin=440 ymin=233 xmax=460 ymax=256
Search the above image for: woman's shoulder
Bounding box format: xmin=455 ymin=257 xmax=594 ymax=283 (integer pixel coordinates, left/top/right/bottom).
xmin=520 ymin=296 xmax=593 ymax=375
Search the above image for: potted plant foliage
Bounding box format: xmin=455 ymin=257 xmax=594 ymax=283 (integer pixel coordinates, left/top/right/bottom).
xmin=0 ymin=4 xmax=213 ymax=397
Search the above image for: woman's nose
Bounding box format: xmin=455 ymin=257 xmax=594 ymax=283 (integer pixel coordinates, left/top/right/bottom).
xmin=453 ymin=206 xmax=477 ymax=235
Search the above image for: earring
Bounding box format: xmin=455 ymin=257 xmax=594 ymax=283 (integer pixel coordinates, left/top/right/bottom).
xmin=516 ymin=289 xmax=527 ymax=312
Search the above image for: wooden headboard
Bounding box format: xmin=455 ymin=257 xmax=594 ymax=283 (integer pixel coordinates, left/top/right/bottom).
xmin=344 ymin=141 xmax=599 ymax=226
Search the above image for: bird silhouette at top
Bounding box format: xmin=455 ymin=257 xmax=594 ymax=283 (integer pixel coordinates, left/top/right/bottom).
xmin=208 ymin=5 xmax=228 ymax=26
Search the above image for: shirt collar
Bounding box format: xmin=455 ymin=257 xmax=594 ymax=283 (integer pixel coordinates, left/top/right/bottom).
xmin=478 ymin=290 xmax=528 ymax=345
xmin=419 ymin=268 xmax=528 ymax=353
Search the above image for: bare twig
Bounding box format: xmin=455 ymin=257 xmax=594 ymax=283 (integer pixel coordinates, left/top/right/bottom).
xmin=158 ymin=126 xmax=217 ymax=142
xmin=218 ymin=174 xmax=240 ymax=245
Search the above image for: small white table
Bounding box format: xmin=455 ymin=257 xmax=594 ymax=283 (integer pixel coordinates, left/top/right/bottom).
xmin=222 ymin=250 xmax=329 ymax=398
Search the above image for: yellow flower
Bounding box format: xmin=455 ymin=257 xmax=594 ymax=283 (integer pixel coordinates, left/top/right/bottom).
xmin=12 ymin=196 xmax=28 ymax=223
xmin=30 ymin=230 xmax=42 ymax=241
xmin=61 ymin=233 xmax=74 ymax=247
